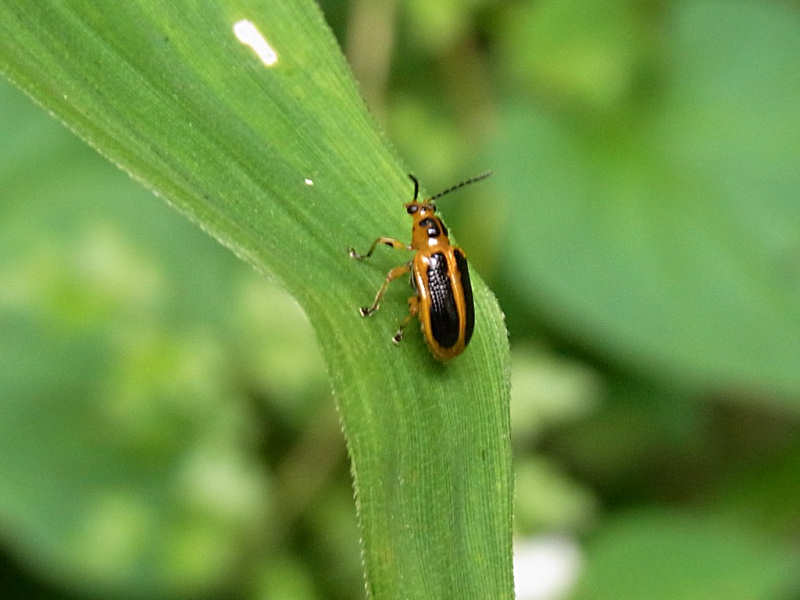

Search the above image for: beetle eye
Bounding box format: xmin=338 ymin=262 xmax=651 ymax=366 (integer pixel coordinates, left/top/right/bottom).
xmin=406 ymin=204 xmax=419 ymax=214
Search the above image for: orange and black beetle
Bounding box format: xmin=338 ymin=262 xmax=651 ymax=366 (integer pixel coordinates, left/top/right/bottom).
xmin=349 ymin=172 xmax=491 ymax=361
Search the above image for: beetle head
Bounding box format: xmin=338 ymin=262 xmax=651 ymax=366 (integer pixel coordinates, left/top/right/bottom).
xmin=404 ymin=201 xmax=436 ymax=216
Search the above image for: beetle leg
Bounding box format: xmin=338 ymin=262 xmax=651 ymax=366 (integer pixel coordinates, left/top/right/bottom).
xmin=392 ymin=295 xmax=419 ymax=344
xmin=360 ymin=263 xmax=411 ymax=317
xmin=349 ymin=237 xmax=410 ymax=260
xmin=359 ymin=263 xmax=411 ymax=317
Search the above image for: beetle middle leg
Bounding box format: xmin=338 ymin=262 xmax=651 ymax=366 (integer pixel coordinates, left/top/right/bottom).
xmin=392 ymin=295 xmax=419 ymax=344
xmin=349 ymin=237 xmax=410 ymax=260
xmin=359 ymin=263 xmax=411 ymax=317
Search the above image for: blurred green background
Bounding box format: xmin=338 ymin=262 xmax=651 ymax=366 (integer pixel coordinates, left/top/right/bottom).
xmin=2 ymin=0 xmax=799 ymax=598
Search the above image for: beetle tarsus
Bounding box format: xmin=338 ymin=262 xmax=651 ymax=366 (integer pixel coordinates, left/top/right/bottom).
xmin=359 ymin=306 xmax=374 ymax=317
xmin=392 ymin=330 xmax=404 ymax=344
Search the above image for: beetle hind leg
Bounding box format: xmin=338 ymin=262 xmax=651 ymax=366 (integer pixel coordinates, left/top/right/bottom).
xmin=359 ymin=263 xmax=411 ymax=317
xmin=392 ymin=295 xmax=420 ymax=344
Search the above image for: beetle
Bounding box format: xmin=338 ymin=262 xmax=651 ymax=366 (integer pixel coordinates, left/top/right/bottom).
xmin=348 ymin=171 xmax=491 ymax=361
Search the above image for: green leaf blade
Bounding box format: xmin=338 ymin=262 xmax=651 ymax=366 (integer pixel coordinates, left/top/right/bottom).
xmin=0 ymin=1 xmax=513 ymax=598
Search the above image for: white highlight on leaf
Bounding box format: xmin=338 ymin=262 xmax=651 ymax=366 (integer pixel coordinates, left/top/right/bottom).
xmin=304 ymin=178 xmax=314 ymax=186
xmin=233 ymin=19 xmax=278 ymax=66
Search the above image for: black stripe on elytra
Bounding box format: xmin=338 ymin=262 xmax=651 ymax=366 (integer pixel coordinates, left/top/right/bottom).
xmin=426 ymin=252 xmax=459 ymax=348
xmin=454 ymin=249 xmax=474 ymax=346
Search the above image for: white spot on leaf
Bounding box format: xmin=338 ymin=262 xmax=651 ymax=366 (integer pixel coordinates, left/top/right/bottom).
xmin=233 ymin=20 xmax=278 ymax=66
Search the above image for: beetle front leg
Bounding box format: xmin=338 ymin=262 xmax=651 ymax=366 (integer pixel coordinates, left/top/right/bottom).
xmin=359 ymin=263 xmax=411 ymax=317
xmin=349 ymin=237 xmax=410 ymax=260
xmin=392 ymin=295 xmax=420 ymax=344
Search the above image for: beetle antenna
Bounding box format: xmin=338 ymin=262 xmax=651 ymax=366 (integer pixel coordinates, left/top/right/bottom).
xmin=428 ymin=171 xmax=493 ymax=202
xmin=408 ymin=174 xmax=420 ymax=202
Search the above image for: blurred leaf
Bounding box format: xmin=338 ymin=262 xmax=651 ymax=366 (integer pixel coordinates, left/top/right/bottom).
xmin=0 ymin=77 xmax=335 ymax=599
xmin=510 ymin=344 xmax=601 ymax=443
xmin=251 ymin=556 xmax=320 ymax=600
xmin=514 ymin=457 xmax=596 ymax=535
xmin=713 ymin=441 xmax=800 ymax=537
xmin=404 ymin=0 xmax=488 ymax=52
xmin=495 ymin=0 xmax=800 ymax=399
xmin=571 ymin=510 xmax=799 ymax=600
xmin=0 ymin=2 xmax=512 ymax=599
xmin=545 ymin=377 xmax=712 ymax=504
xmin=497 ymin=0 xmax=650 ymax=109
xmin=0 ymin=314 xmax=271 ymax=597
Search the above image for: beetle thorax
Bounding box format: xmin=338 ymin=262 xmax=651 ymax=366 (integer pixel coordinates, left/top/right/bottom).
xmin=408 ymin=204 xmax=450 ymax=250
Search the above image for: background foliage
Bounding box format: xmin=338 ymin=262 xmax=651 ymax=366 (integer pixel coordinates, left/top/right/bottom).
xmin=2 ymin=0 xmax=799 ymax=599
